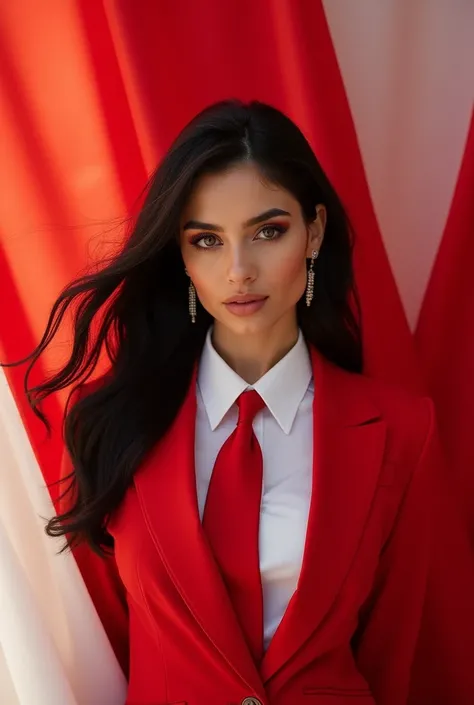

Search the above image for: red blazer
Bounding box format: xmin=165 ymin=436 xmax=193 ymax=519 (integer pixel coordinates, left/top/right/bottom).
xmin=62 ymin=348 xmax=474 ymax=705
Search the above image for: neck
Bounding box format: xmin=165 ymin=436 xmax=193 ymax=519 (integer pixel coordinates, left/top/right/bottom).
xmin=211 ymin=319 xmax=300 ymax=384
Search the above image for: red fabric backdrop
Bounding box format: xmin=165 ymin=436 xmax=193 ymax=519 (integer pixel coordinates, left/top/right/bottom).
xmin=416 ymin=113 xmax=474 ymax=532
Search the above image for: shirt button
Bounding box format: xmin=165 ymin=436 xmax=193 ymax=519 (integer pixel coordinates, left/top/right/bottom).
xmin=241 ymin=698 xmax=262 ymax=705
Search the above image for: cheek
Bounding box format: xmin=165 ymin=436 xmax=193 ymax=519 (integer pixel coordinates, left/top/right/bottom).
xmin=268 ymin=247 xmax=307 ymax=293
xmin=185 ymin=257 xmax=220 ymax=306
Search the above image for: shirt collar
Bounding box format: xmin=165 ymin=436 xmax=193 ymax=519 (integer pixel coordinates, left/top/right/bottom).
xmin=197 ymin=328 xmax=313 ymax=434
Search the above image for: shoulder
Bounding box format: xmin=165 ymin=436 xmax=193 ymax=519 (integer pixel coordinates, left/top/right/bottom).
xmin=317 ymin=352 xmax=436 ymax=463
xmin=316 ymin=349 xmax=433 ymax=426
xmin=359 ymin=375 xmax=435 ymax=436
xmin=356 ymin=371 xmax=433 ymax=430
xmin=349 ymin=370 xmax=436 ymax=469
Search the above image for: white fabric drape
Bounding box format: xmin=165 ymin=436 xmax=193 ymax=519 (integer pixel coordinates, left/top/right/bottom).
xmin=322 ymin=0 xmax=474 ymax=328
xmin=0 ymin=368 xmax=127 ymax=705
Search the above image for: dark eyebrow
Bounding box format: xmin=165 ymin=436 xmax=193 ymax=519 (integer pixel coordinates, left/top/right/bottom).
xmin=182 ymin=208 xmax=291 ymax=232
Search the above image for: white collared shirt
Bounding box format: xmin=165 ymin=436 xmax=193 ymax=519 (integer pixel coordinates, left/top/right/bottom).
xmin=196 ymin=329 xmax=314 ymax=651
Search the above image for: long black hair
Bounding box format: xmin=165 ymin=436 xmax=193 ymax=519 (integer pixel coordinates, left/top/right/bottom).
xmin=2 ymin=99 xmax=362 ymax=555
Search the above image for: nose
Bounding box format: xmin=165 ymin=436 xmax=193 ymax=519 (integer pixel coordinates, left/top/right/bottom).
xmin=227 ymin=244 xmax=257 ymax=284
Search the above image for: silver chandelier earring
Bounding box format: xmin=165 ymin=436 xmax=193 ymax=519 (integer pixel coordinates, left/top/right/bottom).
xmin=185 ymin=269 xmax=197 ymax=323
xmin=305 ymin=250 xmax=319 ymax=307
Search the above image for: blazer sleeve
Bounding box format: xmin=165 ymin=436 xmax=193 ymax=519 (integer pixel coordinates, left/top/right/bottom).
xmin=352 ymin=397 xmax=474 ymax=705
xmin=59 ymin=406 xmax=130 ymax=680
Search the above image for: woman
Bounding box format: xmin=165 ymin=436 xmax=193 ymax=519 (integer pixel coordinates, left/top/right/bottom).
xmin=7 ymin=100 xmax=471 ymax=704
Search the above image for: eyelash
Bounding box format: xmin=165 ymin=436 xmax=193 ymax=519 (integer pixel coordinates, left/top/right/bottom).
xmin=189 ymin=224 xmax=288 ymax=249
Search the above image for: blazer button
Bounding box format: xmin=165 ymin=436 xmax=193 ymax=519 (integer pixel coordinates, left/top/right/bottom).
xmin=241 ymin=699 xmax=262 ymax=705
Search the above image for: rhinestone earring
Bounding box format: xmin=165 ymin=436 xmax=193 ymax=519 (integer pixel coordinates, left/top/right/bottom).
xmin=305 ymin=250 xmax=319 ymax=307
xmin=185 ymin=269 xmax=197 ymax=323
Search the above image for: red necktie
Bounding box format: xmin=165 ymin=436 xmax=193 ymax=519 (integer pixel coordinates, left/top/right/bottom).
xmin=203 ymin=390 xmax=265 ymax=663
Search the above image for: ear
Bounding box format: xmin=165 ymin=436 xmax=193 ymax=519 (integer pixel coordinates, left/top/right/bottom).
xmin=306 ymin=204 xmax=326 ymax=258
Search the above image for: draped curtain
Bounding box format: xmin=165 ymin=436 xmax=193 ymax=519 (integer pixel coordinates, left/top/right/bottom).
xmin=0 ymin=2 xmax=472 ymax=703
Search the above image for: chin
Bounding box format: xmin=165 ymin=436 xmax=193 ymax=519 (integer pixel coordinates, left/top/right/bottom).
xmin=225 ymin=315 xmax=275 ymax=338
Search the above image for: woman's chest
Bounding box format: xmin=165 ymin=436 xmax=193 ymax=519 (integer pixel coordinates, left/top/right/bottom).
xmin=194 ymin=399 xmax=314 ymax=582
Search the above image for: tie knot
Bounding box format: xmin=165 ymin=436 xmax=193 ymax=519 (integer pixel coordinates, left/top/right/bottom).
xmin=237 ymin=390 xmax=265 ymax=426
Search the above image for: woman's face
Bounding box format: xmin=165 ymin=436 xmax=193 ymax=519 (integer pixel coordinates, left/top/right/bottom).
xmin=179 ymin=162 xmax=325 ymax=340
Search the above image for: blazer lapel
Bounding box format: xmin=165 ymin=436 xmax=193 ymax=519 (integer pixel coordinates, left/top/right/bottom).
xmin=260 ymin=348 xmax=387 ymax=684
xmin=133 ymin=367 xmax=265 ymax=699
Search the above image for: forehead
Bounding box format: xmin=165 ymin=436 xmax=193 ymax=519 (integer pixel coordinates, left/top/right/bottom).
xmin=181 ymin=162 xmax=298 ymax=224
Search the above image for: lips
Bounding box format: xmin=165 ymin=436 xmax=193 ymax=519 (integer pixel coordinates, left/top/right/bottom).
xmin=223 ymin=295 xmax=268 ymax=317
xmin=224 ymin=294 xmax=267 ymax=304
